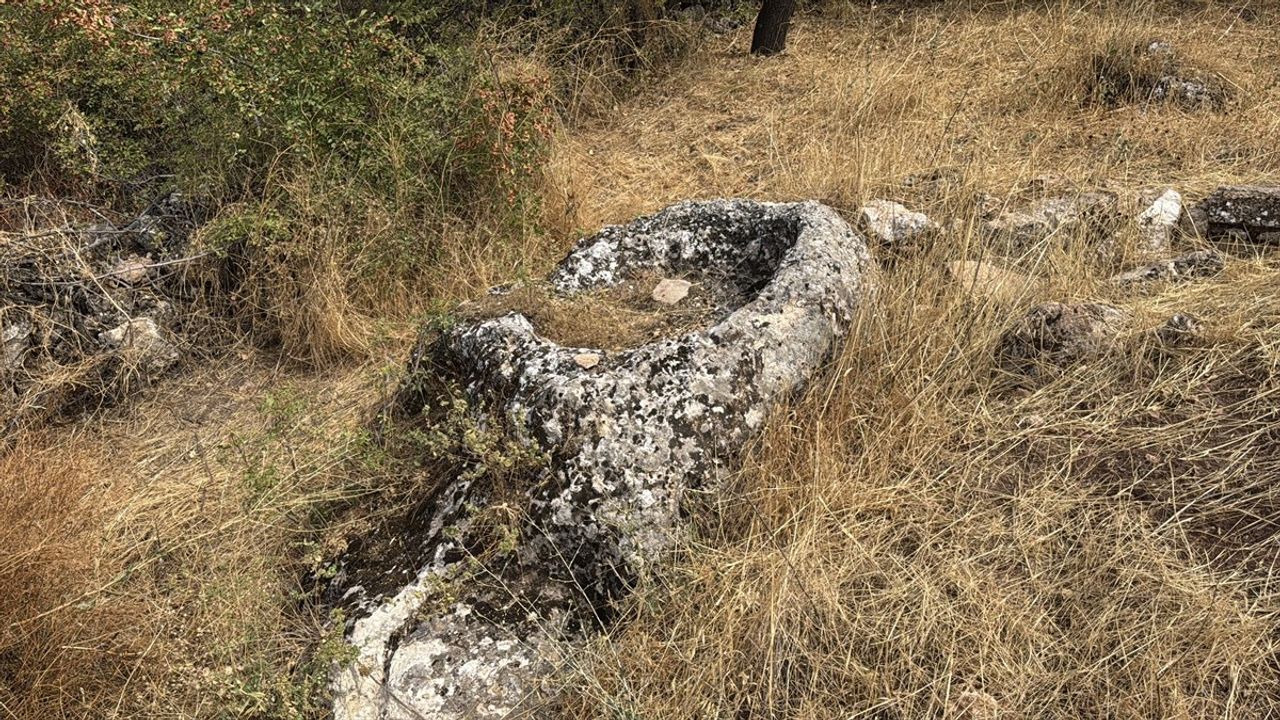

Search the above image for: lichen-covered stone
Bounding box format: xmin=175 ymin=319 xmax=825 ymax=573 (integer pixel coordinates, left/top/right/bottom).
xmin=333 ymin=199 xmax=874 ymax=720
xmin=1192 ymin=186 xmax=1280 ymax=241
xmin=858 ymin=199 xmax=936 ymax=246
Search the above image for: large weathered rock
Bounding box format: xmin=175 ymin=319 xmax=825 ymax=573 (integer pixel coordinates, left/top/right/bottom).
xmin=332 ymin=199 xmax=874 ymax=720
xmin=1111 ymin=250 xmax=1224 ymax=287
xmin=996 ymin=302 xmax=1130 ymax=374
xmin=1190 ymin=186 xmax=1280 ymax=241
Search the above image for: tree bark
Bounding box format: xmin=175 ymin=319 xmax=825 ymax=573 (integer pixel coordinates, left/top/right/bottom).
xmin=751 ymin=0 xmax=796 ymax=56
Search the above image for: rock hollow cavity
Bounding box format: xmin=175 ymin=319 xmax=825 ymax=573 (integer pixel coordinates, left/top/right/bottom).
xmin=331 ymin=199 xmax=874 ymax=720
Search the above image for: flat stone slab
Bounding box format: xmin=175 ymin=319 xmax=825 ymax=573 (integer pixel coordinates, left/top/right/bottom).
xmin=650 ymin=277 xmax=692 ymax=305
xmin=332 ymin=199 xmax=874 ymax=720
xmin=1191 ymin=185 xmax=1280 ymax=241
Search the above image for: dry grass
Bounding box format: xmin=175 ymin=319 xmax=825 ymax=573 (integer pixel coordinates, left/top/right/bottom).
xmin=558 ymin=239 xmax=1280 ymax=719
xmin=0 ymin=435 xmax=145 ymax=718
xmin=547 ymin=2 xmax=1279 ymax=231
xmin=458 ymin=271 xmax=720 ymax=350
xmin=4 ymin=1 xmax=1280 ymax=718
xmin=540 ymin=2 xmax=1280 ymax=717
xmin=0 ymin=350 xmax=419 ymax=718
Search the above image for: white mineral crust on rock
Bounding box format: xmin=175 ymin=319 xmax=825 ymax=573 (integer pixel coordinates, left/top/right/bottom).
xmin=1137 ymin=188 xmax=1183 ymax=252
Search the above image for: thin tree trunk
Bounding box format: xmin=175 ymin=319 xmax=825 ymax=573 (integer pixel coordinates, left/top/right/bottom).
xmin=751 ymin=0 xmax=796 ymax=56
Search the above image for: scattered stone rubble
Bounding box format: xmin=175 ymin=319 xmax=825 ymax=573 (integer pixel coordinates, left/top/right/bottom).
xmin=331 ymin=199 xmax=874 ymax=720
xmin=0 ymin=192 xmax=197 ymax=432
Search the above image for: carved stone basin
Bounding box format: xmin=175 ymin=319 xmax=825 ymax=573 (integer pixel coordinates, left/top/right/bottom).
xmin=332 ymin=199 xmax=874 ymax=720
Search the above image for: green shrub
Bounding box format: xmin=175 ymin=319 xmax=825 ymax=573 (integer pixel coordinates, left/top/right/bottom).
xmin=3 ymin=2 xmax=466 ymax=194
xmin=1 ymin=0 xmax=699 ymax=362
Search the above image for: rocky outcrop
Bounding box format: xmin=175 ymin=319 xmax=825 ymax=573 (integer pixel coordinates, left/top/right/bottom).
xmin=332 ymin=199 xmax=874 ymax=720
xmin=996 ymin=302 xmax=1130 ymax=374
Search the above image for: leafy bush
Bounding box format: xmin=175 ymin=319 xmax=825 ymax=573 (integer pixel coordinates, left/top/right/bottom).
xmin=3 ymin=2 xmax=482 ymax=197
xmin=0 ymin=0 xmax=704 ymax=363
xmin=0 ymin=0 xmax=670 ymax=198
xmin=1 ymin=1 xmax=563 ymax=358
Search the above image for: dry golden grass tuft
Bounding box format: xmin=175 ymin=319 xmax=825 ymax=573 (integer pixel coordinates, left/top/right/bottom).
xmin=1 ymin=352 xmax=421 ymax=718
xmin=0 ymin=435 xmax=146 ymax=718
xmin=458 ymin=270 xmax=719 ymax=350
